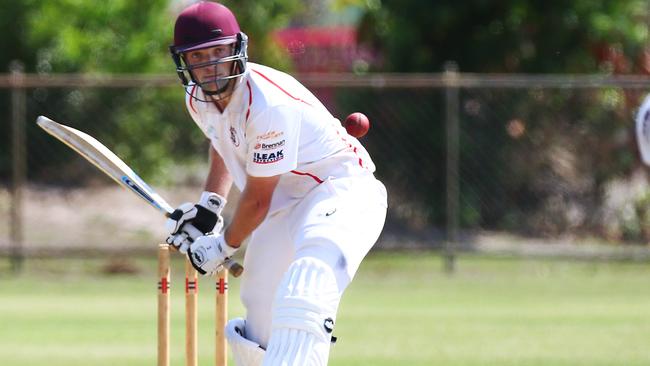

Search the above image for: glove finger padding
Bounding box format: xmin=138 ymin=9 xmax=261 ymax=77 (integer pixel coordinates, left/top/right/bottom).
xmin=165 ymin=192 xmax=227 ymax=236
xmin=165 ymin=202 xmax=196 ymax=234
xmin=187 ymin=234 xmax=238 ymax=276
xmin=166 ymin=231 xmax=193 ymax=254
xmin=168 ymin=223 xmax=205 ymax=254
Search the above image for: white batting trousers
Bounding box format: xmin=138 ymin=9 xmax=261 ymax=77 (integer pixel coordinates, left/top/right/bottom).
xmin=239 ymin=173 xmax=387 ymax=350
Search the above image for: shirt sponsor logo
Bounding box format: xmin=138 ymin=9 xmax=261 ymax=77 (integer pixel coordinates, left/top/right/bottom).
xmin=256 ymin=131 xmax=284 ymax=141
xmin=254 ymin=140 xmax=285 ymax=150
xmin=252 ymin=150 xmax=284 ymax=164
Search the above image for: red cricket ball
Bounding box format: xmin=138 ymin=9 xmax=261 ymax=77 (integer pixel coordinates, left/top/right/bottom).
xmin=343 ymin=112 xmax=370 ymax=138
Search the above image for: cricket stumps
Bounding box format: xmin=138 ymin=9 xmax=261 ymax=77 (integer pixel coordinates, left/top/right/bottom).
xmin=157 ymin=243 xmax=229 ymax=366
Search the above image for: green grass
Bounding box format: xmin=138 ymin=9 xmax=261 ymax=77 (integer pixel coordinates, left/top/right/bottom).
xmin=1 ymin=253 xmax=649 ymax=365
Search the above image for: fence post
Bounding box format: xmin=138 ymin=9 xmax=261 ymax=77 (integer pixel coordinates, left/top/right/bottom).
xmin=10 ymin=60 xmax=26 ymax=273
xmin=444 ymin=62 xmax=459 ymax=274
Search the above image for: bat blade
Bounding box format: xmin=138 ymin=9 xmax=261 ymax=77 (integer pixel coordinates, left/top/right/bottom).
xmin=37 ymin=115 xmax=174 ymax=214
xmin=37 ymin=115 xmax=244 ymax=277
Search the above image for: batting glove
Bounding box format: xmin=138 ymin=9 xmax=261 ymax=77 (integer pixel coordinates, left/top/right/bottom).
xmin=165 ymin=191 xmax=226 ymax=254
xmin=187 ymin=233 xmax=239 ymax=276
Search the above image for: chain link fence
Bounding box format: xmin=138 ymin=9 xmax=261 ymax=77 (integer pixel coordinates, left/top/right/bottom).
xmin=3 ymin=71 xmax=650 ymax=271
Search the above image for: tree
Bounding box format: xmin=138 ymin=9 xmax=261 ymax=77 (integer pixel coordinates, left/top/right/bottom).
xmin=1 ymin=0 xmax=302 ymax=184
xmin=358 ymin=0 xmax=650 ymax=73
xmin=348 ymin=0 xmax=650 ymax=238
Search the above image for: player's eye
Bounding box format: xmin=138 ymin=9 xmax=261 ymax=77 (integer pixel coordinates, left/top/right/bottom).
xmin=214 ymin=47 xmax=231 ymax=57
xmin=188 ymin=52 xmax=205 ymax=62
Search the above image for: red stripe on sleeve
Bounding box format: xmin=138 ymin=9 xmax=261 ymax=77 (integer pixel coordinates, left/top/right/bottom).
xmin=189 ymin=85 xmax=198 ymax=114
xmin=245 ymin=80 xmax=252 ymax=122
xmin=251 ymin=69 xmax=312 ymax=106
xmin=290 ymin=170 xmax=324 ymax=184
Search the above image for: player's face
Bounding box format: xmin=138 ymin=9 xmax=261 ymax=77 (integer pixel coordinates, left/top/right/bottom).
xmin=184 ymin=44 xmax=236 ymax=93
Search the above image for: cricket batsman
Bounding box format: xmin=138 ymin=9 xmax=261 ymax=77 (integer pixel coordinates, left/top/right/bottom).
xmin=165 ymin=2 xmax=387 ymax=365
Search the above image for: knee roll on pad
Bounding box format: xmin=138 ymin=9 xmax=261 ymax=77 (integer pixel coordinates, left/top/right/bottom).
xmin=262 ymin=257 xmax=341 ymax=366
xmin=226 ymin=317 xmax=266 ymax=366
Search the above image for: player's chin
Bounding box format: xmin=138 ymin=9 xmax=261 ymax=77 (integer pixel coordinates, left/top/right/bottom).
xmin=201 ymin=80 xmax=236 ymax=97
xmin=198 ymin=80 xmax=220 ymax=93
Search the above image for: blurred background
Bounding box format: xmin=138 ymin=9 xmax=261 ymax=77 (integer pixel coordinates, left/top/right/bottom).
xmin=3 ymin=0 xmax=650 ymax=266
xmin=1 ymin=1 xmax=650 ymax=365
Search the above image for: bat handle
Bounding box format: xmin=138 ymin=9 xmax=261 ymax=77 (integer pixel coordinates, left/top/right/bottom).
xmin=167 ymin=245 xmax=244 ymax=277
xmin=163 ymin=213 xmax=244 ymax=277
xmin=224 ymin=259 xmax=244 ymax=277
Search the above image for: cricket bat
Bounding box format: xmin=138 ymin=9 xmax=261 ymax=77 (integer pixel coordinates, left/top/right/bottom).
xmin=37 ymin=115 xmax=244 ymax=277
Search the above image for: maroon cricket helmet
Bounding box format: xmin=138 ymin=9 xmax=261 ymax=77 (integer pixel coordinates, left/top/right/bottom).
xmin=169 ymin=1 xmax=249 ymax=98
xmin=172 ymin=1 xmax=241 ymax=52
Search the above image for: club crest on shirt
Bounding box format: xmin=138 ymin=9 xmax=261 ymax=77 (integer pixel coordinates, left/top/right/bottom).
xmin=252 ymin=150 xmax=284 ymax=164
xmin=229 ymin=126 xmax=240 ymax=147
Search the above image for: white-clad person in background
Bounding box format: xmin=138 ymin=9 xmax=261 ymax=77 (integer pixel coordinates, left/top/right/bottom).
xmin=165 ymin=2 xmax=387 ymax=365
xmin=637 ymin=94 xmax=650 ymax=165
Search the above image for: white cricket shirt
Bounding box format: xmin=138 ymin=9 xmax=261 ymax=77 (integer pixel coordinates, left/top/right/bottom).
xmin=185 ymin=63 xmax=376 ymax=213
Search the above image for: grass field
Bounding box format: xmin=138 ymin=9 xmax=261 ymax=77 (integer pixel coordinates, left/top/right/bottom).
xmin=1 ymin=252 xmax=649 ymax=365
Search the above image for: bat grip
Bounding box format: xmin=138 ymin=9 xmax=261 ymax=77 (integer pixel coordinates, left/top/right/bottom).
xmin=163 ymin=211 xmax=244 ymax=277
xmin=167 ymin=245 xmax=244 ymax=277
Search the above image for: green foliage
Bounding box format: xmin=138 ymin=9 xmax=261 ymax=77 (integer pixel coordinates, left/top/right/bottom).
xmin=0 ymin=0 xmax=35 ymax=72
xmin=358 ymin=0 xmax=650 ymax=73
xmin=1 ymin=0 xmax=302 ymax=184
xmin=336 ymin=0 xmax=649 ymax=238
xmin=223 ymin=0 xmax=303 ymax=71
xmin=22 ymin=0 xmax=302 ymax=74
xmin=27 ymin=0 xmax=172 ymax=73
